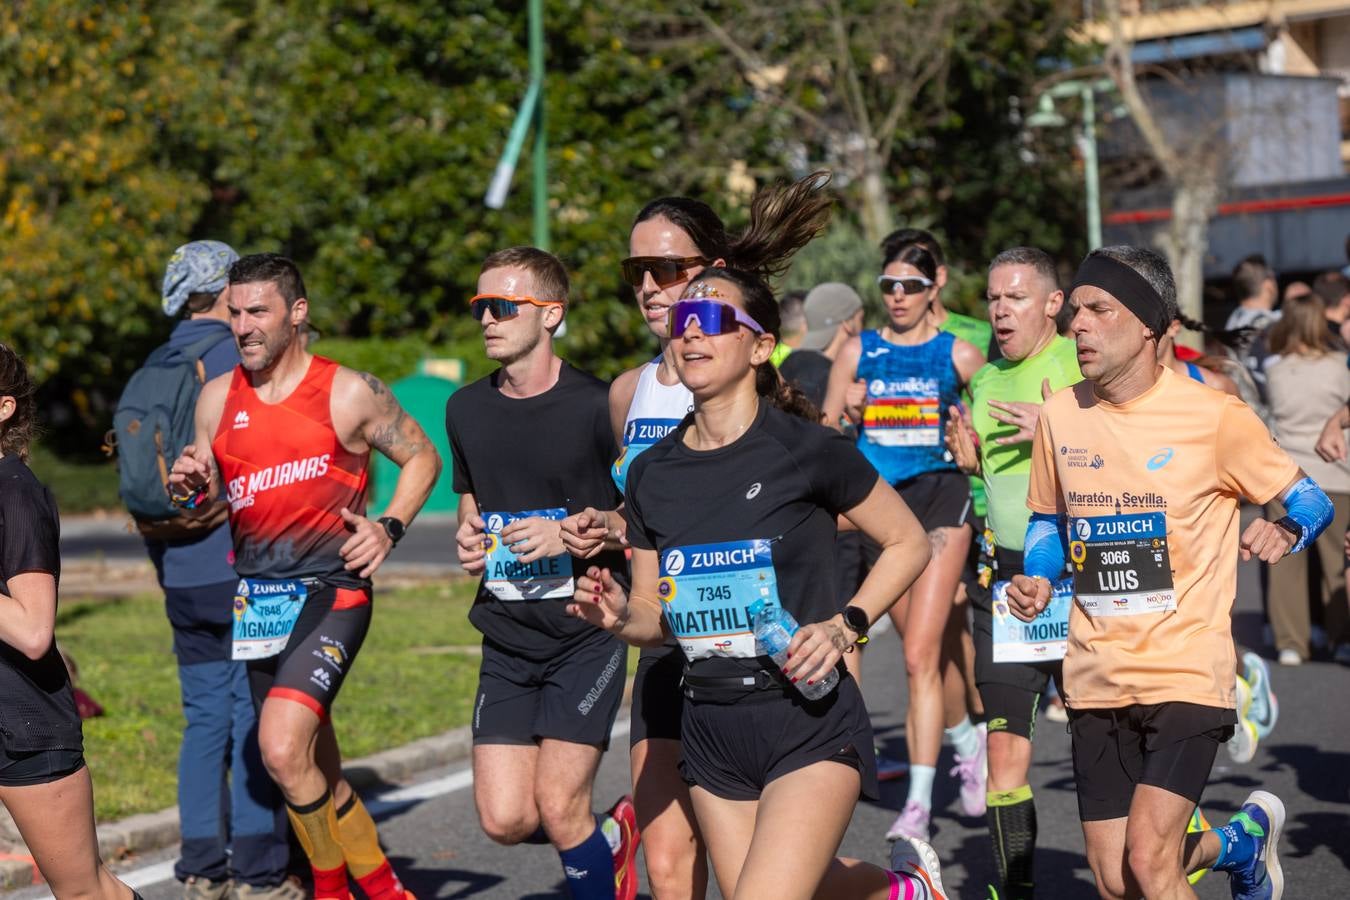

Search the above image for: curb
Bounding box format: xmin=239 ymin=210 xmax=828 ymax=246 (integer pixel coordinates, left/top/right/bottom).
xmin=0 ymin=677 xmax=634 ymax=891
xmin=0 ymin=724 xmax=474 ymax=891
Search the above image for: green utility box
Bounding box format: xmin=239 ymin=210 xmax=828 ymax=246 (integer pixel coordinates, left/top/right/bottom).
xmin=372 ymin=358 xmax=463 ymax=515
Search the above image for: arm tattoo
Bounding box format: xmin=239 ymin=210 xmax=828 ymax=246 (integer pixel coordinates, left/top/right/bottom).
xmin=928 ymin=528 xmax=950 ymax=554
xmin=827 ymin=623 xmax=851 ymax=652
xmin=357 ymin=371 xmax=395 ymax=407
xmin=358 ymin=371 xmax=426 ymax=459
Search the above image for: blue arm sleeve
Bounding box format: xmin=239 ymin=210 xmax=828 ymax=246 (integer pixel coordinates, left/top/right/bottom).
xmin=1023 ymin=512 xmax=1068 ymax=581
xmin=1278 ymin=476 xmax=1333 ymax=555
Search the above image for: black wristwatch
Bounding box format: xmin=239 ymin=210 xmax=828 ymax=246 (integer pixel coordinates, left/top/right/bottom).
xmin=842 ymin=605 xmax=871 ymax=646
xmin=378 ymin=516 xmax=406 ymax=545
xmin=1274 ymin=516 xmax=1302 ymax=543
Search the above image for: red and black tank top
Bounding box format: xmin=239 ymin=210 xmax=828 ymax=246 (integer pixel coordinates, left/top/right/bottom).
xmin=213 ymin=355 xmax=370 ymax=589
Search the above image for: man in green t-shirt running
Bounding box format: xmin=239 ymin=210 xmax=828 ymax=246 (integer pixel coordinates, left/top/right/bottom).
xmin=945 ymin=246 xmax=1081 ymax=900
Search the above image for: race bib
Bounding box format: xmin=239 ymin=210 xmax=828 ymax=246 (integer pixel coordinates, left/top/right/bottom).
xmin=992 ymin=578 xmax=1073 ymax=662
xmin=862 ymin=377 xmax=941 ymax=447
xmin=232 ymin=578 xmax=307 ymax=660
xmin=658 ymin=539 xmax=781 ymax=661
xmin=482 ymin=508 xmax=573 ymax=601
xmin=1069 ymin=512 xmax=1176 ymax=617
xmin=613 ymin=417 xmax=682 ymax=491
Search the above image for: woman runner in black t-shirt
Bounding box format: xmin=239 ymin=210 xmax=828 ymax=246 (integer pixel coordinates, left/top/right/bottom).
xmin=561 ymin=174 xmax=832 ymax=900
xmin=567 ymin=272 xmax=948 ymax=899
xmin=0 ymin=344 xmax=137 ymax=899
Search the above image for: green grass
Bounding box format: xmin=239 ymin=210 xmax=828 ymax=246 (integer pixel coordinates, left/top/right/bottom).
xmin=61 ymin=579 xmax=487 ymax=821
xmin=28 ymin=442 xmax=123 ymax=514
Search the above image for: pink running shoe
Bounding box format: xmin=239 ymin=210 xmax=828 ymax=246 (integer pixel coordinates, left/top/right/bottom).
xmin=951 ymin=728 xmax=988 ymax=817
xmin=885 ymin=800 xmax=931 ymax=842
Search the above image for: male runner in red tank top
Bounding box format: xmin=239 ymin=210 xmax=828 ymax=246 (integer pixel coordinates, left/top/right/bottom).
xmin=170 ymin=254 xmax=441 ymax=900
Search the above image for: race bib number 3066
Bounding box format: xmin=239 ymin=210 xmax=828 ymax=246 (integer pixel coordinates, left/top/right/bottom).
xmin=1069 ymin=512 xmax=1176 ymax=617
xmin=482 ymin=508 xmax=573 ymax=601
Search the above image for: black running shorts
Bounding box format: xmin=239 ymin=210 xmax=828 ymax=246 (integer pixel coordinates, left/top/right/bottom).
xmin=1069 ymin=702 xmax=1236 ymax=822
xmin=895 ymin=470 xmax=972 ymax=532
xmin=678 ymin=671 xmax=879 ymax=803
xmin=630 ymin=645 xmax=685 ymax=746
xmin=472 ymin=630 xmax=627 ymax=749
xmin=969 ymin=546 xmax=1062 ymax=740
xmin=0 ymin=748 xmax=85 ymax=787
xmin=247 ymin=583 xmax=372 ymax=722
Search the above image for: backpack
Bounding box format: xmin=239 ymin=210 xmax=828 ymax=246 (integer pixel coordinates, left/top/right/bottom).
xmin=111 ymin=331 xmax=231 ymax=540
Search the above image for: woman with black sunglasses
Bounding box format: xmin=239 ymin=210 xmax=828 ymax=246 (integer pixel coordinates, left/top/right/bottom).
xmin=561 ymin=175 xmax=829 ymax=900
xmin=568 ymin=269 xmax=946 ymax=899
xmin=821 ymin=243 xmax=986 ymax=845
xmin=0 ymin=343 xmax=139 ymax=900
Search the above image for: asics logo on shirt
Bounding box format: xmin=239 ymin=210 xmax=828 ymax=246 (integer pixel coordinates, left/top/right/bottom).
xmin=746 ymin=482 xmax=762 ymax=499
xmin=1146 ymin=447 xmax=1175 ymax=470
xmin=233 ymin=410 xmax=250 ymax=429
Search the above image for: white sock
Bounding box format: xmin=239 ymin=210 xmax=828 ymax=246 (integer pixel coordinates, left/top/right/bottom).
xmin=906 ymin=764 xmax=936 ymax=809
xmin=946 ymin=715 xmax=981 ymax=759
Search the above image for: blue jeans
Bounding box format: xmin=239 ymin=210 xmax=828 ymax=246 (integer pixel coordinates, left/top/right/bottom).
xmin=168 ymin=584 xmax=288 ymax=885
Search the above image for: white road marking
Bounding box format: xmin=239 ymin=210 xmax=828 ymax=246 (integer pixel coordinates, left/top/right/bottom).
xmin=33 ymin=717 xmax=635 ymax=897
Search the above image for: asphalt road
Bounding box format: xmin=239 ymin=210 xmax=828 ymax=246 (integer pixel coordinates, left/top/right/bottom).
xmin=29 ymin=507 xmax=1350 ymax=898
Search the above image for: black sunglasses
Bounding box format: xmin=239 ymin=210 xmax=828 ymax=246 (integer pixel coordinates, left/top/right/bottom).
xmin=621 ymin=256 xmax=709 ymax=289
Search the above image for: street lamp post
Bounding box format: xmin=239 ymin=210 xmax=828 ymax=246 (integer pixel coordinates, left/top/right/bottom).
xmin=1027 ymin=78 xmax=1114 ymax=251
xmin=485 ymin=0 xmax=549 ymax=253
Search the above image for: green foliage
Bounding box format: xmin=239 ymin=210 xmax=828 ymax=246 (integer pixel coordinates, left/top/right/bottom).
xmin=2 ymin=0 xmax=1083 ymax=442
xmin=28 ymin=442 xmax=122 ymax=514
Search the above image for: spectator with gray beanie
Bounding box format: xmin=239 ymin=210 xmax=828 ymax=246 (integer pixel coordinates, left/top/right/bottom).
xmin=779 ymin=282 xmax=864 ymax=411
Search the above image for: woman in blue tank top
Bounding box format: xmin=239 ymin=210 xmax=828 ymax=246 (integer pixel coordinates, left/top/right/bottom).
xmin=822 ymin=242 xmax=985 ymax=842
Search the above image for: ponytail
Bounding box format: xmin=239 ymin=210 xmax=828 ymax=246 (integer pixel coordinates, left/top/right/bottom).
xmin=1178 ymin=311 xmax=1253 ymax=352
xmin=636 ymin=172 xmax=832 ymax=284
xmin=755 ymin=362 xmax=821 ymax=423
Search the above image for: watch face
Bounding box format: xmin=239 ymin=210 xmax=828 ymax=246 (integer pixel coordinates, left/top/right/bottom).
xmin=382 ymin=517 xmax=405 ymax=541
xmin=844 ymin=606 xmax=868 ymax=633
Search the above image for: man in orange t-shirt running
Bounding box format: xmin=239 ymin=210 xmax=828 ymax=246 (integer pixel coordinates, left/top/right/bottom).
xmin=1007 ymin=246 xmax=1331 ymax=900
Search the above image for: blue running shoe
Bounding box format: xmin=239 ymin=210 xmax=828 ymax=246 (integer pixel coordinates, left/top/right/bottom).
xmin=1242 ymin=651 xmax=1278 ymax=740
xmin=1226 ymin=791 xmax=1284 ymax=900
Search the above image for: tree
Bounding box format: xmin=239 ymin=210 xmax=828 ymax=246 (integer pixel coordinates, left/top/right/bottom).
xmin=0 ymin=1 xmax=236 ymax=402
xmin=1100 ymin=0 xmax=1225 ymax=328
xmin=629 ymin=0 xmax=1007 ymax=245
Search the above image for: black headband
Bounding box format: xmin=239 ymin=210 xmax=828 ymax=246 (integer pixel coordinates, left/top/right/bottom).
xmin=1070 ymin=255 xmax=1170 ymax=339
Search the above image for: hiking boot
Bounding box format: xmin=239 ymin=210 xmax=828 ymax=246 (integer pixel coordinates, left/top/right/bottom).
xmin=231 ymin=878 xmax=307 ymax=900
xmin=184 ymin=877 xmax=231 ymax=900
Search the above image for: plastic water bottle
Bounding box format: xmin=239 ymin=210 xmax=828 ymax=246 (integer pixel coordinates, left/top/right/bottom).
xmin=748 ymin=599 xmax=839 ymax=701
